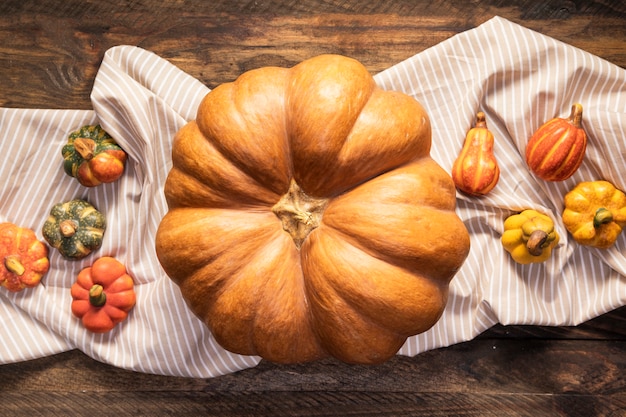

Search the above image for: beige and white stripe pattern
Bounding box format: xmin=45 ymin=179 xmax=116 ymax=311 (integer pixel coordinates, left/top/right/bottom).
xmin=0 ymin=16 xmax=624 ymax=377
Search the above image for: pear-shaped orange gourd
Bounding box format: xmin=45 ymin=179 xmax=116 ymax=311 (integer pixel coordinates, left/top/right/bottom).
xmin=452 ymin=112 xmax=500 ymax=196
xmin=525 ymin=103 xmax=587 ymax=181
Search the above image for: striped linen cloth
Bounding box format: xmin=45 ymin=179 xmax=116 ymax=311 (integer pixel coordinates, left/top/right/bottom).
xmin=0 ymin=16 xmax=624 ymax=377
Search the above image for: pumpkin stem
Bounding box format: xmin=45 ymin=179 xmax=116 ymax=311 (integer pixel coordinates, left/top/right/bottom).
xmin=89 ymin=284 xmax=107 ymax=307
xmin=4 ymin=256 xmax=25 ymax=276
xmin=593 ymin=208 xmax=613 ymax=228
xmin=475 ymin=111 xmax=487 ymax=129
xmin=73 ymin=137 xmax=96 ymax=160
xmin=568 ymin=103 xmax=583 ymax=128
xmin=271 ymin=179 xmax=329 ymax=250
xmin=527 ymin=230 xmax=548 ymax=256
xmin=59 ymin=220 xmax=77 ymax=237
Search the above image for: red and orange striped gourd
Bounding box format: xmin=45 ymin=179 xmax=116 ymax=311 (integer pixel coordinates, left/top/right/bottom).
xmin=525 ymin=104 xmax=587 ymax=181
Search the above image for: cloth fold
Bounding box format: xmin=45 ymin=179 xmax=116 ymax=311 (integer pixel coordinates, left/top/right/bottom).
xmin=1 ymin=16 xmax=624 ymax=377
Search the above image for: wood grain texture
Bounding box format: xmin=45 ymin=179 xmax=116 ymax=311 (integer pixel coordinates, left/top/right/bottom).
xmin=1 ymin=0 xmax=626 ymax=415
xmin=1 ymin=308 xmax=625 ymax=416
xmin=0 ymin=0 xmax=625 ymax=108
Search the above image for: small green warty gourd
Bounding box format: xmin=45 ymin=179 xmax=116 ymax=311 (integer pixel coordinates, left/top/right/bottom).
xmin=42 ymin=199 xmax=107 ymax=260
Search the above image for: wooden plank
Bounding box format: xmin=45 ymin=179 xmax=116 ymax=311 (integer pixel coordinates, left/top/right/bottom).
xmin=0 ymin=0 xmax=624 ymax=109
xmin=1 ymin=391 xmax=625 ymax=417
xmin=2 ymin=338 xmax=625 ymax=393
xmin=1 ymin=337 xmax=625 ymax=415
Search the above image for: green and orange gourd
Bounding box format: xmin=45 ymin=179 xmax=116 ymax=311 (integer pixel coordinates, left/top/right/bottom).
xmin=62 ymin=124 xmax=127 ymax=187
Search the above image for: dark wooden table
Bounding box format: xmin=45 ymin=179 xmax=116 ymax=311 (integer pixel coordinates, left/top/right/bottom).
xmin=1 ymin=1 xmax=625 ymax=416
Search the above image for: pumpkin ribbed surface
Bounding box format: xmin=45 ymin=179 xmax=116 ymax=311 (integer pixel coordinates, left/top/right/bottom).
xmin=562 ymin=180 xmax=626 ymax=249
xmin=155 ymin=54 xmax=470 ymax=364
xmin=525 ymin=104 xmax=587 ymax=181
xmin=0 ymin=223 xmax=50 ymax=292
xmin=42 ymin=199 xmax=107 ymax=260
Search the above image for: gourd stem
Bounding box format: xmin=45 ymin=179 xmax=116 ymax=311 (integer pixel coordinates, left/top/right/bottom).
xmin=568 ymin=103 xmax=583 ymax=128
xmin=89 ymin=284 xmax=107 ymax=307
xmin=527 ymin=230 xmax=548 ymax=256
xmin=475 ymin=111 xmax=487 ymax=129
xmin=73 ymin=137 xmax=96 ymax=160
xmin=59 ymin=220 xmax=77 ymax=237
xmin=4 ymin=256 xmax=25 ymax=276
xmin=593 ymin=208 xmax=613 ymax=228
xmin=271 ymin=179 xmax=329 ymax=250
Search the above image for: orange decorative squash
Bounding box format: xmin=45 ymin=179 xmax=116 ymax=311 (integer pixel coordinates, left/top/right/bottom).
xmin=70 ymin=256 xmax=136 ymax=333
xmin=0 ymin=222 xmax=50 ymax=292
xmin=451 ymin=112 xmax=500 ymax=196
xmin=62 ymin=124 xmax=128 ymax=187
xmin=525 ymin=103 xmax=587 ymax=181
xmin=155 ymin=54 xmax=470 ymax=365
xmin=562 ymin=180 xmax=626 ymax=249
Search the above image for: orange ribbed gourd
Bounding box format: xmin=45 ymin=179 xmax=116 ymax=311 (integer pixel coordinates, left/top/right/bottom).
xmin=0 ymin=222 xmax=49 ymax=292
xmin=525 ymin=103 xmax=587 ymax=181
xmin=155 ymin=54 xmax=470 ymax=365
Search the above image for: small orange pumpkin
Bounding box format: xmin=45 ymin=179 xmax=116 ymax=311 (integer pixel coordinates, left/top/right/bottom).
xmin=70 ymin=256 xmax=136 ymax=333
xmin=562 ymin=180 xmax=626 ymax=249
xmin=0 ymin=222 xmax=49 ymax=292
xmin=525 ymin=103 xmax=587 ymax=181
xmin=451 ymin=112 xmax=500 ymax=196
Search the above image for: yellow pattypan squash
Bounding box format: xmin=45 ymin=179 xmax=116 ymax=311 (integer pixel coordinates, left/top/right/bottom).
xmin=502 ymin=209 xmax=560 ymax=264
xmin=562 ymin=180 xmax=626 ymax=249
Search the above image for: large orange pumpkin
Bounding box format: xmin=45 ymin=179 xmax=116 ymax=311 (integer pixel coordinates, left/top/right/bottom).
xmin=155 ymin=54 xmax=470 ymax=364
